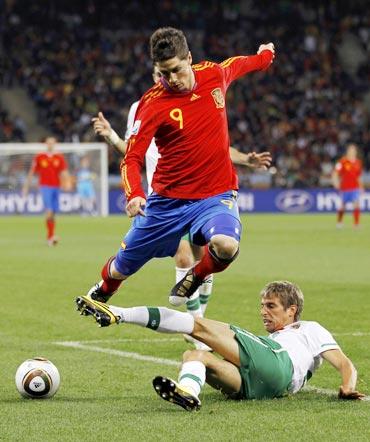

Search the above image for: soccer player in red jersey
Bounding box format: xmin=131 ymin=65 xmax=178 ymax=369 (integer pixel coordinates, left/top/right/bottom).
xmin=23 ymin=136 xmax=69 ymax=245
xmin=92 ymin=85 xmax=271 ymax=351
xmin=332 ymin=143 xmax=363 ymax=228
xmin=83 ymin=27 xmax=275 ymax=308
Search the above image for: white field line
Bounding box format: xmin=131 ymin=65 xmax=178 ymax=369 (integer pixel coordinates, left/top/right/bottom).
xmin=333 ymin=332 xmax=370 ymax=337
xmin=53 ymin=340 xmax=370 ymax=402
xmin=54 ymin=341 xmax=179 ymax=367
xmin=302 ymin=385 xmax=370 ymax=402
xmin=59 ymin=338 xmax=183 ymax=344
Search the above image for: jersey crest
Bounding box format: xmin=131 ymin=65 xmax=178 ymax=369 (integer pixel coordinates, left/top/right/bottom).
xmin=211 ymin=88 xmax=225 ymax=109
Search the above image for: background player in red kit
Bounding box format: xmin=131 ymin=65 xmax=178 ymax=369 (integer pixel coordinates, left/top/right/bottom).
xmin=81 ymin=27 xmax=275 ymax=307
xmin=23 ymin=136 xmax=69 ymax=245
xmin=332 ymin=143 xmax=363 ymax=228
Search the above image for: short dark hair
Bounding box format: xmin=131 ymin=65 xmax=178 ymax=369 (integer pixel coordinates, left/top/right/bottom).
xmin=260 ymin=281 xmax=304 ymax=321
xmin=150 ymin=27 xmax=189 ymax=62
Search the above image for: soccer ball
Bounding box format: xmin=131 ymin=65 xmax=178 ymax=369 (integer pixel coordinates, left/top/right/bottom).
xmin=15 ymin=357 xmax=60 ymax=399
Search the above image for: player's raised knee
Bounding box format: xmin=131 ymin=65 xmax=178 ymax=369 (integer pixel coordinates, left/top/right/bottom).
xmin=210 ymin=235 xmax=239 ymax=261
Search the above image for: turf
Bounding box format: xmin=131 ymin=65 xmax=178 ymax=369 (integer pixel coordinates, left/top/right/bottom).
xmin=0 ymin=214 xmax=369 ymax=441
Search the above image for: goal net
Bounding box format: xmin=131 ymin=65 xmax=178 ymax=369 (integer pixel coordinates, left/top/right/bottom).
xmin=0 ymin=143 xmax=109 ymax=216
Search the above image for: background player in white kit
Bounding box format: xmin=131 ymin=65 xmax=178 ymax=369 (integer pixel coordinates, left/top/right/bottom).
xmin=76 ymin=280 xmax=365 ymax=411
xmin=91 ymin=67 xmax=272 ymax=348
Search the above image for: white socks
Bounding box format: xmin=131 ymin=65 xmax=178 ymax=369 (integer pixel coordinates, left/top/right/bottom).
xmin=176 ymin=267 xmax=203 ymax=318
xmin=178 ymin=361 xmax=206 ymax=398
xmin=109 ymin=305 xmax=195 ymax=334
xmin=199 ymin=274 xmax=213 ymax=315
xmin=176 ymin=267 xmax=214 ymax=316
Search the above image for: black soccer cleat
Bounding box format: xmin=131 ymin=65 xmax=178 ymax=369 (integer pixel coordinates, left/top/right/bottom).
xmin=75 ymin=296 xmax=119 ymax=327
xmin=168 ymin=268 xmax=203 ymax=306
xmin=87 ymin=281 xmax=113 ymax=303
xmin=152 ymin=376 xmax=201 ymax=412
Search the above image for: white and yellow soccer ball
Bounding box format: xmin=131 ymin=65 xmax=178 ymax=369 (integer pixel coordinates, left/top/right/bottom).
xmin=15 ymin=357 xmax=60 ymax=399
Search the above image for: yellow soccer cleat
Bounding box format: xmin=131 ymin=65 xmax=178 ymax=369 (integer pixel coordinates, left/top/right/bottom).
xmin=75 ymin=295 xmax=120 ymax=327
xmin=152 ymin=376 xmax=201 ymax=411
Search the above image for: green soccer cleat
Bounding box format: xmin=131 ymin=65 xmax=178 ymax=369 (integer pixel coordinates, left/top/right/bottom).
xmin=152 ymin=376 xmax=201 ymax=412
xmin=75 ymin=295 xmax=120 ymax=327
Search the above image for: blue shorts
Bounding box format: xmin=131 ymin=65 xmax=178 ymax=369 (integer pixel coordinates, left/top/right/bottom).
xmin=341 ymin=190 xmax=360 ymax=204
xmin=115 ymin=191 xmax=242 ymax=276
xmin=40 ymin=186 xmax=60 ymax=212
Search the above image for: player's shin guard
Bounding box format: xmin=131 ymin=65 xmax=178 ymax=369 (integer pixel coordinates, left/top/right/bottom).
xmin=109 ymin=306 xmax=195 ymax=334
xmin=100 ymin=256 xmax=123 ymax=297
xmin=193 ymin=245 xmax=239 ymax=280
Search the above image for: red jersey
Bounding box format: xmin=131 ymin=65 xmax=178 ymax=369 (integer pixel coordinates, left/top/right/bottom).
xmin=121 ymin=51 xmax=274 ymax=201
xmin=31 ymin=152 xmax=67 ymax=187
xmin=335 ymin=157 xmax=362 ymax=191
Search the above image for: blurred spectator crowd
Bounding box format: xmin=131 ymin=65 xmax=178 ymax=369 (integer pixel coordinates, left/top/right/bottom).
xmin=0 ymin=106 xmax=26 ymax=142
xmin=1 ymin=0 xmax=369 ymax=188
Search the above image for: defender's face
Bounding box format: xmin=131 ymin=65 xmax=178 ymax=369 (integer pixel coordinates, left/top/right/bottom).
xmin=260 ymin=295 xmax=296 ymax=333
xmin=156 ymin=53 xmax=194 ymax=92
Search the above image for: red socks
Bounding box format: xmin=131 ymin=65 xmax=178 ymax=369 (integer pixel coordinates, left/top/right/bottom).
xmin=193 ymin=246 xmax=234 ymax=280
xmin=337 ymin=209 xmax=344 ymax=223
xmin=101 ymin=256 xmax=123 ymax=294
xmin=353 ymin=208 xmax=360 ymax=226
xmin=337 ymin=208 xmax=361 ymax=226
xmin=46 ymin=218 xmax=55 ymax=239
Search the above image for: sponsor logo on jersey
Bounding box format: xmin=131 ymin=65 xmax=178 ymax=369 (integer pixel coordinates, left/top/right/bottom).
xmin=131 ymin=120 xmax=141 ymax=135
xmin=275 ymin=190 xmax=313 ymax=213
xmin=211 ymin=88 xmax=225 ymax=108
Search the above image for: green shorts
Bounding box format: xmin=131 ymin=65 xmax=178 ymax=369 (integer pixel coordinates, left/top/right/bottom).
xmin=230 ymin=325 xmax=293 ymax=400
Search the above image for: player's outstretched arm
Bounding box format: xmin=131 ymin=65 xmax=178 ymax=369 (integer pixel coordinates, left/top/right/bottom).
xmin=91 ymin=112 xmax=127 ymax=155
xmin=322 ymin=349 xmax=365 ymax=400
xmin=229 ymin=147 xmax=272 ymax=170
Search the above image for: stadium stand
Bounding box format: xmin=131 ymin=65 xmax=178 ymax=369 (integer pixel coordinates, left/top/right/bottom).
xmin=0 ymin=106 xmax=26 ymax=142
xmin=1 ymin=0 xmax=369 ymax=188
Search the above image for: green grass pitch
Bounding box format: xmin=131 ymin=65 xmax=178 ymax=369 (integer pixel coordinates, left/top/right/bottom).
xmin=0 ymin=214 xmax=369 ymax=441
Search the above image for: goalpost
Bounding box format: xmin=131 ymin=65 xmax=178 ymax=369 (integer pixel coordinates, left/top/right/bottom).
xmin=0 ymin=143 xmax=109 ymax=216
